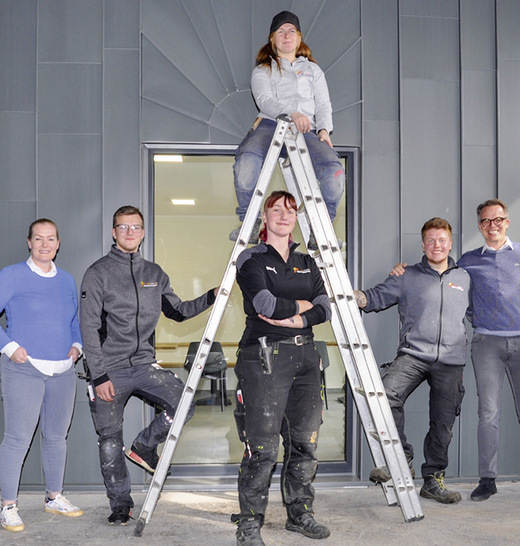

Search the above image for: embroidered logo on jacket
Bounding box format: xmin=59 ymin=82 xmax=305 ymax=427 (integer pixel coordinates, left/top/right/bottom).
xmin=141 ymin=282 xmax=158 ymax=287
xmin=266 ymin=266 xmax=277 ymax=274
xmin=448 ymin=282 xmax=464 ymax=292
xmin=293 ymin=267 xmax=311 ymax=274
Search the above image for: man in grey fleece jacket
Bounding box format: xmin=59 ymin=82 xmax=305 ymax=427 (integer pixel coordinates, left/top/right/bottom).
xmin=80 ymin=206 xmax=216 ymax=525
xmin=354 ymin=218 xmax=470 ymax=505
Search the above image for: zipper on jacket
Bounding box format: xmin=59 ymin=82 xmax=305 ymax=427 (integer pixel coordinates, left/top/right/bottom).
xmin=129 ymin=253 xmax=140 ymax=365
xmin=435 ymin=274 xmax=445 ymax=362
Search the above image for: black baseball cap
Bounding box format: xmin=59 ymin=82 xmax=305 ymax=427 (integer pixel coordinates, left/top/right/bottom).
xmin=269 ymin=11 xmax=301 ymax=35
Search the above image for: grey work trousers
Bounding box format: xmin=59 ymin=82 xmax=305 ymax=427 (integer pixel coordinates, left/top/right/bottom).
xmin=89 ymin=363 xmax=193 ymax=509
xmin=471 ymin=333 xmax=520 ymax=478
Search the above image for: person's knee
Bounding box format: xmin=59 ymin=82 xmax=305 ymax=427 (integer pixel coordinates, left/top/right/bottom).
xmin=234 ymin=153 xmax=263 ymax=191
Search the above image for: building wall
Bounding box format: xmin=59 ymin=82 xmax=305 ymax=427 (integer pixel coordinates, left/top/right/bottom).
xmin=1 ymin=0 xmax=520 ymax=486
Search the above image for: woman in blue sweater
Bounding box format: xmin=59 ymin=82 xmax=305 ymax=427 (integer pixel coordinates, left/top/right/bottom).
xmin=0 ymin=219 xmax=83 ymax=533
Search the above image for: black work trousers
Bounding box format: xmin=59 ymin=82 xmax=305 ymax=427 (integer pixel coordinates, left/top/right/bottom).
xmin=234 ymin=341 xmax=323 ymax=524
xmin=381 ymin=353 xmax=465 ymax=477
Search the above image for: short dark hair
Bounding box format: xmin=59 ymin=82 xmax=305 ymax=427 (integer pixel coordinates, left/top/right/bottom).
xmin=28 ymin=218 xmax=59 ymax=240
xmin=476 ymin=199 xmax=508 ymax=219
xmin=421 ymin=217 xmax=452 ymax=240
xmin=112 ymin=205 xmax=144 ymax=228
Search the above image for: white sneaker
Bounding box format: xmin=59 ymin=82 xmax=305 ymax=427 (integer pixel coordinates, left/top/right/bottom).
xmin=44 ymin=494 xmax=83 ymax=517
xmin=1 ymin=503 xmax=24 ymax=532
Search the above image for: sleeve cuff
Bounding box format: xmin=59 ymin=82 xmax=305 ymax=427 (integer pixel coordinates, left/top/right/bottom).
xmin=1 ymin=341 xmax=20 ymax=359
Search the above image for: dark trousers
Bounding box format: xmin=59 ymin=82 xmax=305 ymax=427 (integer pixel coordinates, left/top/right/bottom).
xmin=89 ymin=363 xmax=193 ymax=509
xmin=381 ymin=353 xmax=465 ymax=477
xmin=234 ymin=342 xmax=323 ymax=524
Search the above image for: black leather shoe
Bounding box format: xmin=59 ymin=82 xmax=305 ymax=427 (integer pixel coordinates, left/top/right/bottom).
xmin=471 ymin=477 xmax=497 ymax=501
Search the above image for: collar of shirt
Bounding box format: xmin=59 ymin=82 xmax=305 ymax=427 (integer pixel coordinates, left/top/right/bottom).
xmin=481 ymin=236 xmax=513 ymax=254
xmin=26 ymin=256 xmax=57 ymax=278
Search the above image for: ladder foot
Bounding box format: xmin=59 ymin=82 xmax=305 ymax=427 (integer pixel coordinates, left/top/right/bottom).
xmin=133 ymin=517 xmax=146 ymax=537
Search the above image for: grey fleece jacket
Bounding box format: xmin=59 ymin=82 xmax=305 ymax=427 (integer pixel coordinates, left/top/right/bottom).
xmin=80 ymin=245 xmax=215 ymax=385
xmin=362 ymin=256 xmax=470 ymax=365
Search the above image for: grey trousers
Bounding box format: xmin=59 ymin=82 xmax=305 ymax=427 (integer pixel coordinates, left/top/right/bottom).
xmin=471 ymin=333 xmax=520 ymax=478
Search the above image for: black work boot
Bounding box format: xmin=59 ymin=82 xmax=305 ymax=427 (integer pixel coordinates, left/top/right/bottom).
xmin=236 ymin=516 xmax=265 ymax=546
xmin=420 ymin=471 xmax=462 ymax=504
xmin=286 ymin=512 xmax=330 ymax=539
xmin=471 ymin=477 xmax=497 ymax=501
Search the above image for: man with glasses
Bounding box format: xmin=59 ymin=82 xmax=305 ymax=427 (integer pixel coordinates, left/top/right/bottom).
xmin=355 ymin=218 xmax=470 ymax=504
xmin=80 ymin=205 xmax=216 ymax=525
xmin=457 ymin=198 xmax=520 ymax=501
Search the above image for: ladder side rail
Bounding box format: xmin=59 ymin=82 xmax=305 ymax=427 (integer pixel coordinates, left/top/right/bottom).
xmin=328 ymin=306 xmax=399 ymax=507
xmin=284 ymin=136 xmax=423 ymax=521
xmin=134 ymin=118 xmax=291 ymax=535
xmin=234 ymin=118 xmax=292 ymax=246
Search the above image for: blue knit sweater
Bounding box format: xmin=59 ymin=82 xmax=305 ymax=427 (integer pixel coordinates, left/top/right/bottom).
xmin=0 ymin=262 xmax=82 ymax=359
xmin=457 ymin=242 xmax=520 ymax=335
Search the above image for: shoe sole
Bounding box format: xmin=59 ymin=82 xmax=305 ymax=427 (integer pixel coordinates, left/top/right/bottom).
xmin=44 ymin=507 xmax=84 ymax=517
xmin=1 ymin=523 xmax=25 ymax=532
xmin=285 ymin=522 xmax=331 ymax=539
xmin=125 ymin=448 xmax=156 ymax=473
xmin=420 ymin=489 xmax=461 ymax=504
xmin=471 ymin=490 xmax=497 ymax=501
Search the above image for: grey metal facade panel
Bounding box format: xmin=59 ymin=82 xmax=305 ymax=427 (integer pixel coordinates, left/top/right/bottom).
xmin=461 ymin=145 xmax=497 ymax=250
xmin=497 ymin=0 xmax=520 ymax=60
xmin=325 ymin=41 xmax=362 ymax=120
xmin=0 ymin=112 xmax=36 ymax=201
xmin=37 ymin=63 xmax=102 ymax=135
xmin=331 ymin=105 xmax=362 ymax=146
xmin=208 ymin=90 xmax=258 ymax=143
xmin=303 ymin=0 xmax=361 ymax=72
xmin=400 ymin=79 xmax=460 ymax=232
xmin=498 ymin=60 xmax=520 ymax=194
xmin=400 ymin=0 xmax=459 ymax=18
xmin=141 ymin=36 xmax=215 ymax=125
xmin=460 ymin=0 xmax=496 ymax=70
xmin=38 ymin=0 xmax=103 ymax=62
xmin=363 ymin=119 xmax=400 ymax=156
xmin=37 ymin=134 xmax=103 ymax=283
xmin=462 ymin=69 xmax=496 ymax=146
xmin=0 ymin=202 xmax=36 ymax=268
xmin=0 ymin=0 xmax=36 ymax=112
xmin=141 ymin=2 xmax=238 ymax=104
xmin=103 ymin=49 xmax=141 ymax=222
xmin=361 ymin=154 xmax=400 ymax=285
xmin=400 ymin=15 xmax=460 ymax=81
xmin=186 ymin=0 xmax=254 ymax=93
xmin=362 ymin=0 xmax=399 ymax=121
xmin=104 ymin=0 xmax=140 ymax=49
xmin=141 ymin=98 xmax=211 ymax=143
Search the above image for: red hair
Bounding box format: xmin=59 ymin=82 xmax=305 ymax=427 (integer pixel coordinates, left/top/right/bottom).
xmin=259 ymin=191 xmax=298 ymax=242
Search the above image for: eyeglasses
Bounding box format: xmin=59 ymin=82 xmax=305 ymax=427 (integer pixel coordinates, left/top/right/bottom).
xmin=479 ymin=217 xmax=507 ymax=228
xmin=114 ymin=224 xmax=144 ymax=233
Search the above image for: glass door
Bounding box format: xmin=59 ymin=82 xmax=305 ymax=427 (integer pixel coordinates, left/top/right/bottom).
xmin=151 ymin=148 xmax=357 ymax=484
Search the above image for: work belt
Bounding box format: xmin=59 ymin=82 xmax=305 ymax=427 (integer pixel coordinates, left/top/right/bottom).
xmin=277 ymin=335 xmax=314 ymax=346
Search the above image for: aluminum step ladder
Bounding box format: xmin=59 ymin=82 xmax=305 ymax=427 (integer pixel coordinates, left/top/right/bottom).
xmin=133 ymin=117 xmax=423 ymax=537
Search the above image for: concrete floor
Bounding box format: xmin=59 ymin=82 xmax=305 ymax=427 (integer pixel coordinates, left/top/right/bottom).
xmin=4 ymin=480 xmax=520 ymax=545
